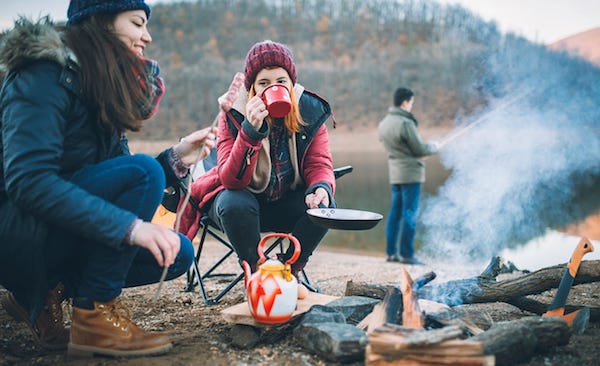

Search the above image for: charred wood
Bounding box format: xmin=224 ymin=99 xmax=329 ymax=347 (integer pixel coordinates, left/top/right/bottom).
xmin=470 ymin=316 xmax=571 ymax=366
xmin=346 ymin=259 xmax=600 ymax=308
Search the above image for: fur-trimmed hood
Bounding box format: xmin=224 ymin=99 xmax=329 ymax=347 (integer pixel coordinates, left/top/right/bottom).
xmin=0 ymin=16 xmax=68 ymax=75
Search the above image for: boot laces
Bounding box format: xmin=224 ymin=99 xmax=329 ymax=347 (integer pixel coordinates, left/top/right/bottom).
xmin=45 ymin=285 xmax=66 ymax=324
xmin=99 ymin=299 xmax=132 ymax=331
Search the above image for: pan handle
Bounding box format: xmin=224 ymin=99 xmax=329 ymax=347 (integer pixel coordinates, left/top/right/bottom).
xmin=333 ymin=165 xmax=353 ymax=179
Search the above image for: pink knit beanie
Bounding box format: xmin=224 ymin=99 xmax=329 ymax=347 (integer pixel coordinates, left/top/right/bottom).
xmin=244 ymin=40 xmax=297 ymax=91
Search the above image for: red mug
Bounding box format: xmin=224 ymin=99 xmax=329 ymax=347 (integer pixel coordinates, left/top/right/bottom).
xmin=262 ymin=84 xmax=292 ymax=118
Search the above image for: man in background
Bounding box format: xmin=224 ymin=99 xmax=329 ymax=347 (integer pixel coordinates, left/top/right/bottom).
xmin=378 ymin=87 xmax=438 ymax=264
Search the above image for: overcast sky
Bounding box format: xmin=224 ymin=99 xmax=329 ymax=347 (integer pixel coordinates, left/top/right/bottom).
xmin=1 ymin=0 xmax=599 ymax=44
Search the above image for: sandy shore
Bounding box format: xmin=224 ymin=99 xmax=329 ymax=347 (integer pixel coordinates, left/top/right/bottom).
xmin=191 ymin=237 xmax=486 ymax=299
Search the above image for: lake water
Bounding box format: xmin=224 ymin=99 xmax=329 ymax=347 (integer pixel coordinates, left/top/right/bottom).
xmin=499 ymin=230 xmax=600 ymax=271
xmin=322 ymin=150 xmax=600 ymax=271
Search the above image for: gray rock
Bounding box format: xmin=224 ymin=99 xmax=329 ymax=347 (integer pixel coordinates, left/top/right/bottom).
xmin=299 ymin=305 xmax=346 ymax=325
xmin=293 ymin=322 xmax=368 ymax=362
xmin=325 ymin=296 xmax=380 ymax=324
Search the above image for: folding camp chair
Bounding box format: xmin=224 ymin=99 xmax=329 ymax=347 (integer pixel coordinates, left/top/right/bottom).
xmin=162 ymin=161 xmax=353 ymax=305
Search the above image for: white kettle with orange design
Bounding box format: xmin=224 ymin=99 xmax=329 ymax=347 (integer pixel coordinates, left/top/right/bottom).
xmin=242 ymin=233 xmax=300 ymax=324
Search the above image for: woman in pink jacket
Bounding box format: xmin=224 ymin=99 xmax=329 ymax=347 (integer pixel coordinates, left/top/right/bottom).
xmin=181 ymin=40 xmax=335 ymax=282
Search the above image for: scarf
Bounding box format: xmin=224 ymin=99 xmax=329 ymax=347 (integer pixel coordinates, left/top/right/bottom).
xmin=136 ymin=57 xmax=165 ymax=120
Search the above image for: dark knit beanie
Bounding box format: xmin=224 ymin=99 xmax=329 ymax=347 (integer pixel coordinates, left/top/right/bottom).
xmin=67 ymin=0 xmax=151 ymax=24
xmin=244 ymin=40 xmax=297 ymax=91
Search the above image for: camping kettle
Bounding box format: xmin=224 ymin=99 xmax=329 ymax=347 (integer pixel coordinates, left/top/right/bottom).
xmin=242 ymin=233 xmax=301 ymax=324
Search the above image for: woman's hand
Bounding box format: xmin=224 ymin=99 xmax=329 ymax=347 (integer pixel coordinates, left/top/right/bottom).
xmin=305 ymin=187 xmax=330 ymax=209
xmin=174 ymin=126 xmax=217 ymax=166
xmin=131 ymin=222 xmax=181 ymax=267
xmin=246 ymin=95 xmax=269 ymax=129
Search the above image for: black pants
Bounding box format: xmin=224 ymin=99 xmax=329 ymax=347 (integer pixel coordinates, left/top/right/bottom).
xmin=208 ymin=189 xmax=329 ymax=266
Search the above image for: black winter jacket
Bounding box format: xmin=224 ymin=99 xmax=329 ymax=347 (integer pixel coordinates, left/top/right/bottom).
xmin=0 ymin=18 xmax=177 ymax=321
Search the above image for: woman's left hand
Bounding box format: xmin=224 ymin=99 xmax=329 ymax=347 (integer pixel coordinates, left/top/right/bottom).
xmin=305 ymin=187 xmax=329 ymax=209
xmin=174 ymin=126 xmax=218 ymax=166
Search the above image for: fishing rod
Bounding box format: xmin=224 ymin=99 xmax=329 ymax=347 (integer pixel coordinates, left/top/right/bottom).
xmin=437 ymin=90 xmax=532 ymax=149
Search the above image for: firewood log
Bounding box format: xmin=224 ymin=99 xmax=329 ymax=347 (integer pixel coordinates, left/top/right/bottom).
xmin=346 ymin=259 xmax=600 ymax=309
xmin=366 ymin=325 xmax=494 ymax=366
xmin=400 ymin=266 xmax=424 ymax=328
xmin=470 ymin=316 xmax=570 ymax=366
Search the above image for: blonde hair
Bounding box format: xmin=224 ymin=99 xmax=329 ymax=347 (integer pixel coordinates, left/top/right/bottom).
xmin=249 ymin=83 xmax=304 ymax=133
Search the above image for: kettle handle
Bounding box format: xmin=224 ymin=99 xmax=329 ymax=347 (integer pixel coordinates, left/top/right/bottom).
xmin=258 ymin=233 xmax=301 ymax=265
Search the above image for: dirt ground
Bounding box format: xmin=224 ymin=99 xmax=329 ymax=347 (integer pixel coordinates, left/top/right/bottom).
xmin=1 ymin=239 xmax=599 ymax=366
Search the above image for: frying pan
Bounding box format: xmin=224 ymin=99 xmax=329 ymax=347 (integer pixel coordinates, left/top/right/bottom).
xmin=307 ymin=207 xmax=383 ymax=230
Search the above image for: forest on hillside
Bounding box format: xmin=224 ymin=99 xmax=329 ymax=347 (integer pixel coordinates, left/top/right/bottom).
xmin=0 ymin=0 xmax=598 ymax=140
xmin=134 ymin=0 xmax=600 ymax=141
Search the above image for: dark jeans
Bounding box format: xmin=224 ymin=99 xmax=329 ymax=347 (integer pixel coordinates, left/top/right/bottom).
xmin=208 ymin=189 xmax=329 ymax=267
xmin=46 ymin=154 xmax=194 ymax=302
xmin=385 ymin=183 xmax=421 ymax=258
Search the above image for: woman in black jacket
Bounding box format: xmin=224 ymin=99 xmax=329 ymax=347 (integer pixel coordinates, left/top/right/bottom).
xmin=0 ymin=0 xmax=215 ymax=357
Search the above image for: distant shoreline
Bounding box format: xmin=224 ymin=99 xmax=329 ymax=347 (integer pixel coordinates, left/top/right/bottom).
xmin=129 ymin=125 xmax=451 ymax=155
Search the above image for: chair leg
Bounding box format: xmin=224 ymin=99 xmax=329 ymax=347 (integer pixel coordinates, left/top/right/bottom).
xmin=186 ymin=223 xmax=241 ymax=305
xmin=185 ymin=224 xmax=210 ymax=292
xmin=300 ymin=269 xmax=319 ymax=293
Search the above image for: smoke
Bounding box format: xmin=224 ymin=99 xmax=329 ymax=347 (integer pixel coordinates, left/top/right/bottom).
xmin=420 ymin=42 xmax=600 ymax=264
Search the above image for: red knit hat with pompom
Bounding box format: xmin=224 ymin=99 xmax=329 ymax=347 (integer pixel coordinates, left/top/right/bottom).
xmin=244 ymin=40 xmax=297 ymax=91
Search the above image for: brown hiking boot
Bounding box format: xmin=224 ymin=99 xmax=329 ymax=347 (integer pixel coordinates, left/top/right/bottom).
xmin=0 ymin=284 xmax=70 ymax=350
xmin=68 ymin=297 xmax=172 ymax=358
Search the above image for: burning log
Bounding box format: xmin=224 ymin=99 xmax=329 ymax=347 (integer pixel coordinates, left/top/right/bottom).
xmin=423 ymin=302 xmax=487 ymax=335
xmin=358 ymin=272 xmax=436 ymax=332
xmin=420 ymin=259 xmax=600 ymax=306
xmin=346 ymin=258 xmax=600 ymax=309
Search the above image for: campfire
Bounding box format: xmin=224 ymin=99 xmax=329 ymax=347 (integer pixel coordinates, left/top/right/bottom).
xmin=360 ymin=268 xmax=493 ymax=365
xmin=348 ymin=237 xmax=596 ymax=366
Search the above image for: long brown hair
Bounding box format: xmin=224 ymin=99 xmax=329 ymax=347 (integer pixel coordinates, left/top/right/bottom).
xmin=63 ymin=14 xmax=150 ymax=132
xmin=249 ymin=81 xmax=304 ymax=133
